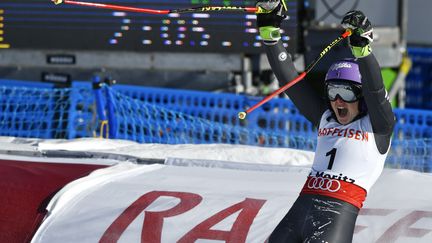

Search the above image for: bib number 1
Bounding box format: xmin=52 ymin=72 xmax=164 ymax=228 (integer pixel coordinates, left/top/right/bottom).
xmin=326 ymin=148 xmax=337 ymax=170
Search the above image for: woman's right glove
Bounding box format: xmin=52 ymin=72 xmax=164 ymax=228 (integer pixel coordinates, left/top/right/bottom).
xmin=256 ymin=0 xmax=287 ymax=43
xmin=341 ymin=10 xmax=374 ymax=58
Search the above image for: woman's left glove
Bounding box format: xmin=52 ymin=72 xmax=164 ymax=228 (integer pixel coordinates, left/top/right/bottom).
xmin=341 ymin=10 xmax=373 ymax=58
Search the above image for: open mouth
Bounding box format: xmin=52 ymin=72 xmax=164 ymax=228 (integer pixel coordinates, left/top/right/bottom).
xmin=337 ymin=107 xmax=348 ymax=118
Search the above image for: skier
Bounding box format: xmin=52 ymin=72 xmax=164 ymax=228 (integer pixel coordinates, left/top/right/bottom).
xmin=255 ymin=1 xmax=395 ymax=242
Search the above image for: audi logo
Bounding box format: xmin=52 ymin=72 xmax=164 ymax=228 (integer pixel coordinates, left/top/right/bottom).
xmin=307 ymin=177 xmax=341 ymax=192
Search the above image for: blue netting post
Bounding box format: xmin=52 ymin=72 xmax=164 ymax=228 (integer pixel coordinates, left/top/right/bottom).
xmin=104 ymin=77 xmax=118 ymax=139
xmin=92 ymin=75 xmax=109 ymax=138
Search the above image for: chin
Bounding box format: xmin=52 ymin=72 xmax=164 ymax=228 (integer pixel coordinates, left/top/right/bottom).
xmin=336 ymin=116 xmax=351 ymax=125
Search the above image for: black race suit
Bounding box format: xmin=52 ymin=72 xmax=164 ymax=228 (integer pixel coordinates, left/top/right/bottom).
xmin=264 ymin=41 xmax=395 ymax=243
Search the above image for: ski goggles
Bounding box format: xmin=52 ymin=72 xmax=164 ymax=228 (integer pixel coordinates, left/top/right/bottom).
xmin=326 ymin=83 xmax=362 ymax=103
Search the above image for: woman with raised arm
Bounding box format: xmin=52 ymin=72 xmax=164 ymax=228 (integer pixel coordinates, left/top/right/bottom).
xmin=255 ymin=1 xmax=395 ymax=242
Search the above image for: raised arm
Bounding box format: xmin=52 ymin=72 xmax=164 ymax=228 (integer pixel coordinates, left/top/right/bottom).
xmin=256 ymin=0 xmax=327 ymax=126
xmin=342 ymin=11 xmax=396 ymax=153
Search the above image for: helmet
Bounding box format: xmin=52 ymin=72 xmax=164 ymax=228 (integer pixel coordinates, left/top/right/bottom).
xmin=325 ymin=59 xmax=367 ymax=114
xmin=325 ymin=59 xmax=362 ymax=85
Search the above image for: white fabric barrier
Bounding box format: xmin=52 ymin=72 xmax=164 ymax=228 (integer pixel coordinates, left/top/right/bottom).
xmin=32 ymin=159 xmax=432 ymax=243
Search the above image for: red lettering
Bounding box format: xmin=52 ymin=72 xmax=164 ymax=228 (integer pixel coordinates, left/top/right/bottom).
xmin=318 ymin=127 xmax=368 ymax=142
xmin=332 ymin=128 xmax=340 ymax=136
xmin=376 ymin=211 xmax=432 ymax=242
xmin=355 ymin=130 xmax=361 ymax=140
xmin=363 ymin=132 xmax=369 ymax=141
xmin=100 ymin=191 xmax=202 ymax=243
xmin=348 ymin=129 xmax=355 ymax=138
xmin=178 ymin=198 xmax=266 ymax=243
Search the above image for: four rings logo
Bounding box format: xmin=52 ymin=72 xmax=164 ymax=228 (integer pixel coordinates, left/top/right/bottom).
xmin=307 ymin=177 xmax=341 ymax=192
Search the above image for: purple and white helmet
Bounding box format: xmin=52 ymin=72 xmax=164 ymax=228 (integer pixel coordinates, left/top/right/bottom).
xmin=325 ymin=59 xmax=362 ymax=85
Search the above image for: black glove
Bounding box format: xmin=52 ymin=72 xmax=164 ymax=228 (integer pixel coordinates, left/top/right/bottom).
xmin=341 ymin=10 xmax=373 ymax=47
xmin=256 ymin=0 xmax=287 ymax=28
xmin=341 ymin=10 xmax=373 ymax=57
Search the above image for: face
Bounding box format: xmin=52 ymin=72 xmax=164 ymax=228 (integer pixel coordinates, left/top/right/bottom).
xmin=326 ymin=82 xmax=362 ymax=125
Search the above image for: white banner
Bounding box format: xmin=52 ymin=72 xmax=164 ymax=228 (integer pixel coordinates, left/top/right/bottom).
xmin=31 ymin=161 xmax=432 ymax=243
xmin=32 ymin=162 xmax=307 ymax=243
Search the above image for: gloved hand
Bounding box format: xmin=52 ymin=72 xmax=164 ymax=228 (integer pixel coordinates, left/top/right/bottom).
xmin=256 ymin=0 xmax=287 ymax=43
xmin=341 ymin=10 xmax=373 ymax=58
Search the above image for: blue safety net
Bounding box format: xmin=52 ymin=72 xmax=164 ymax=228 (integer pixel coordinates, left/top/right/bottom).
xmin=0 ymin=84 xmax=67 ymax=138
xmin=0 ymin=80 xmax=98 ymax=139
xmin=108 ymin=85 xmax=317 ymax=150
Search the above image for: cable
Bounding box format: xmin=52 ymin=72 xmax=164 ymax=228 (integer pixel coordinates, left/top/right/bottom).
xmin=317 ymin=0 xmax=344 ymax=21
xmin=317 ymin=0 xmax=359 ymax=22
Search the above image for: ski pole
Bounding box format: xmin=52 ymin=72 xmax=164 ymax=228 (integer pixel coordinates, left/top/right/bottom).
xmin=238 ymin=29 xmax=352 ymax=120
xmin=52 ymin=0 xmax=260 ymax=14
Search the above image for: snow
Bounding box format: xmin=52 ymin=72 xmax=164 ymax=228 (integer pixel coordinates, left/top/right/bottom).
xmin=36 ymin=137 xmax=315 ymax=166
